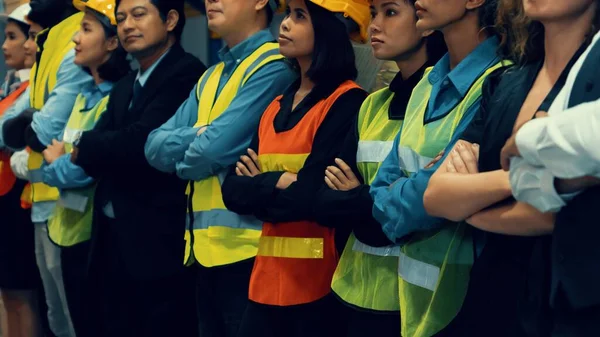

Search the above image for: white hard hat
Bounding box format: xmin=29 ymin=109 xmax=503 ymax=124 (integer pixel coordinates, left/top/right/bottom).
xmin=0 ymin=4 xmax=32 ymax=26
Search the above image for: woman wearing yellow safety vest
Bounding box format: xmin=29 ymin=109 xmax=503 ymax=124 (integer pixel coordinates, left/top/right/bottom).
xmin=366 ymin=0 xmax=506 ymax=336
xmin=221 ymin=0 xmax=369 ymax=336
xmin=425 ymin=1 xmax=599 ymax=336
xmin=312 ymin=0 xmax=446 ymax=335
xmin=40 ymin=1 xmax=130 ymax=335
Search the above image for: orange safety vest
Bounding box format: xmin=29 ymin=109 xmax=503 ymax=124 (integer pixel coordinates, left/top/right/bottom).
xmin=0 ymin=81 xmax=28 ymax=197
xmin=249 ymin=80 xmax=361 ymax=306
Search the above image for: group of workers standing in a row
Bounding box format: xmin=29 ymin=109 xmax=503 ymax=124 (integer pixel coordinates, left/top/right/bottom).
xmin=0 ymin=0 xmax=598 ymax=336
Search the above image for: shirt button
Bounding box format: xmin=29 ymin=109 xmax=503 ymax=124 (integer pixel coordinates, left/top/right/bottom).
xmin=443 ymin=80 xmax=449 ymax=86
xmin=236 ymin=59 xmax=241 ymax=63
xmin=430 ymin=73 xmax=439 ymax=82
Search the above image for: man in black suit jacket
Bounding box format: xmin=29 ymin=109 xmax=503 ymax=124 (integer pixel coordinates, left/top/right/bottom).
xmin=70 ymin=0 xmax=206 ymax=336
xmin=501 ymin=32 xmax=600 ymax=336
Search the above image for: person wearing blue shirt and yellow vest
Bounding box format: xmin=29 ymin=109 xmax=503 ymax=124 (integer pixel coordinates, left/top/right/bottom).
xmin=2 ymin=1 xmax=94 ymax=336
xmin=313 ymin=1 xmax=447 ymax=336
xmin=367 ymin=0 xmax=506 ymax=336
xmin=39 ymin=1 xmax=130 ymax=335
xmin=221 ymin=1 xmax=369 ymax=336
xmin=145 ymin=0 xmax=295 ymax=335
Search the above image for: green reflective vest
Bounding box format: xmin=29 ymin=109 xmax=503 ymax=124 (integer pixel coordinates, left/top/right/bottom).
xmin=397 ymin=61 xmax=506 ymax=337
xmin=331 ymin=87 xmax=403 ymax=312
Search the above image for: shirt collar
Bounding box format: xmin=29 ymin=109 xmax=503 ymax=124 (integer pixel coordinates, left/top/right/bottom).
xmin=428 ymin=36 xmax=500 ymax=96
xmin=218 ymin=30 xmax=276 ymax=65
xmin=17 ymin=69 xmax=31 ymax=82
xmin=136 ymin=48 xmax=171 ymax=87
xmin=81 ymin=81 xmax=114 ymax=101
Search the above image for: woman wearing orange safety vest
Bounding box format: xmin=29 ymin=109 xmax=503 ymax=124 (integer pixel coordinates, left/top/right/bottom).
xmin=0 ymin=4 xmax=43 ymax=337
xmin=221 ymin=0 xmax=369 ymax=336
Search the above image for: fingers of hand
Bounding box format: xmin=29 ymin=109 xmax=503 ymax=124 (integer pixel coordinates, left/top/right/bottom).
xmin=334 ymin=158 xmax=355 ymax=179
xmin=235 ymin=167 xmax=244 ymax=176
xmin=240 ymin=155 xmax=259 ymax=175
xmin=325 ymin=168 xmax=343 ymax=188
xmin=247 ymin=149 xmax=261 ymax=171
xmin=236 ymin=161 xmax=252 ymax=176
xmin=325 ymin=176 xmax=338 ymax=190
xmin=455 ymin=142 xmax=478 ymax=173
xmin=446 ymin=159 xmax=457 ymax=173
xmin=535 ymin=111 xmax=548 ymax=118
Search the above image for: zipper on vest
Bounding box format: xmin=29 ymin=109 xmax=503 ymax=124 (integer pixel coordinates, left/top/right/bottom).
xmin=186 ymin=181 xmax=196 ymax=264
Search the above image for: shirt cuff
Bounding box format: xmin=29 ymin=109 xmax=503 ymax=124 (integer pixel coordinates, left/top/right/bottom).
xmin=509 ymin=157 xmax=565 ymax=213
xmin=515 ymin=119 xmax=547 ymax=167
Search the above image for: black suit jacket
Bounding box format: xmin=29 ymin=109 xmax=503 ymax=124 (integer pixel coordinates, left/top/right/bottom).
xmin=552 ymin=41 xmax=600 ymax=310
xmin=76 ymin=44 xmax=206 ymax=280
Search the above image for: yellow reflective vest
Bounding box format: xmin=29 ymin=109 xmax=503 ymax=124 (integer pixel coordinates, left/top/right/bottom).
xmin=184 ymin=42 xmax=285 ymax=267
xmin=27 ymin=12 xmax=83 ymax=203
xmin=47 ymin=94 xmax=109 ymax=247
xmin=330 ymin=87 xmax=403 ymax=312
xmin=396 ymin=61 xmax=506 ymax=337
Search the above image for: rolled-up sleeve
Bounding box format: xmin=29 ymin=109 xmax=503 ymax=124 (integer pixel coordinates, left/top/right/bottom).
xmin=515 ymin=98 xmax=600 ymax=179
xmin=145 ymin=85 xmax=200 ymax=173
xmin=175 ymin=62 xmax=296 ymax=181
xmin=42 ymin=154 xmax=93 ymax=189
xmin=30 ymin=51 xmax=92 ymax=147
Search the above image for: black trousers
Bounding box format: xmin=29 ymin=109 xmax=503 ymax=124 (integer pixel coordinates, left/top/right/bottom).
xmin=91 ymin=221 xmax=198 ymax=337
xmin=61 ymin=241 xmax=91 ymax=337
xmin=236 ymin=293 xmax=345 ymax=337
xmin=196 ymin=258 xmax=255 ymax=337
xmin=340 ymin=304 xmax=400 ymax=337
xmin=551 ymin=290 xmax=600 ymax=337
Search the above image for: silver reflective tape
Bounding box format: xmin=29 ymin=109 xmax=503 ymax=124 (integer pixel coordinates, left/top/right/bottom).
xmin=398 ymin=251 xmax=440 ymax=292
xmin=397 ymin=146 xmax=434 ymax=174
xmin=352 ymin=238 xmax=400 ymax=257
xmin=356 ymin=140 xmax=394 ymax=163
xmin=28 ymin=168 xmax=44 ymax=183
xmin=58 ymin=191 xmax=88 ymax=213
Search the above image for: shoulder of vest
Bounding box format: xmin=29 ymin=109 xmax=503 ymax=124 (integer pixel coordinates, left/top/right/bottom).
xmin=196 ymin=65 xmax=220 ymax=98
xmin=242 ymin=48 xmax=286 ymax=85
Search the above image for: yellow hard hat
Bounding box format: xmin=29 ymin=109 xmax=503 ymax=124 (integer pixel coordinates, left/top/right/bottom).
xmin=73 ymin=0 xmax=86 ymax=11
xmin=309 ymin=0 xmax=370 ymax=43
xmin=73 ymin=0 xmax=117 ymax=26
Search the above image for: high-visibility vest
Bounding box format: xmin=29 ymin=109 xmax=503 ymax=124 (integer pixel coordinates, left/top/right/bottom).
xmin=27 ymin=12 xmax=83 ymax=204
xmin=249 ymin=80 xmax=361 ymax=306
xmin=330 ymin=87 xmax=403 ymax=312
xmin=397 ymin=61 xmax=506 ymax=337
xmin=47 ymin=94 xmax=109 ymax=247
xmin=0 ymin=81 xmax=29 ymax=197
xmin=184 ymin=42 xmax=285 ymax=267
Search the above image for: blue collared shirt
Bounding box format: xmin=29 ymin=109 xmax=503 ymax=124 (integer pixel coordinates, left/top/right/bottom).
xmin=42 ymin=81 xmax=114 ymax=190
xmin=145 ymin=29 xmax=296 ymax=180
xmin=2 ymin=49 xmax=93 ymax=223
xmin=370 ymin=37 xmax=501 ymax=243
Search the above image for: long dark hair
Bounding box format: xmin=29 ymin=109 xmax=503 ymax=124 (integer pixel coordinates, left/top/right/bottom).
xmin=289 ymin=1 xmax=358 ymax=85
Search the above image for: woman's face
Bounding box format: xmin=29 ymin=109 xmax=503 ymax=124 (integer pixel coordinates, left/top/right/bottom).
xmin=72 ymin=11 xmax=117 ymax=68
xmin=2 ymin=21 xmax=28 ymax=70
xmin=278 ymin=0 xmax=315 ymax=60
xmin=523 ymin=0 xmax=596 ymax=23
xmin=414 ymin=0 xmax=470 ymax=31
xmin=370 ymin=0 xmax=425 ymax=61
xmin=23 ymin=23 xmax=42 ymax=69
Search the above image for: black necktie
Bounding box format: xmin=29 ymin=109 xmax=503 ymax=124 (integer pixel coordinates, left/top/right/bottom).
xmin=130 ymin=80 xmax=142 ymax=108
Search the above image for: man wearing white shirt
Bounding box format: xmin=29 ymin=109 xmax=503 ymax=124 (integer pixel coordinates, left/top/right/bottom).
xmin=501 ymin=29 xmax=600 ymax=337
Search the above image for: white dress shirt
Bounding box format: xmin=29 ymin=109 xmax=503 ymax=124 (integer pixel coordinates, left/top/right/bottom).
xmin=510 ymin=31 xmax=600 ymax=212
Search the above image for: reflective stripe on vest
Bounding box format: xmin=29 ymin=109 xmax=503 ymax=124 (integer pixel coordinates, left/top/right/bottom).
xmin=250 ymin=80 xmax=361 ymax=307
xmin=28 ymin=12 xmax=83 ymax=204
xmin=47 ymin=94 xmax=109 ymax=247
xmin=396 ymin=61 xmax=508 ymax=337
xmin=331 ymin=87 xmax=403 ymax=312
xmin=184 ymin=42 xmax=285 ymax=268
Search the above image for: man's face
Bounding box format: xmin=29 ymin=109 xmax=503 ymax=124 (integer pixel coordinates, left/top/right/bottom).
xmin=116 ymin=0 xmax=173 ymax=57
